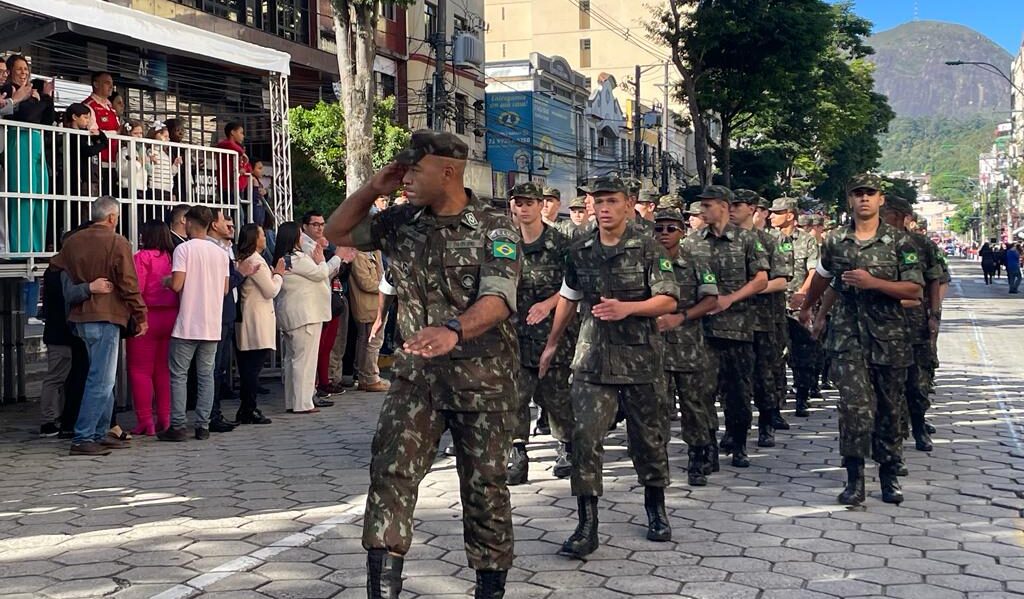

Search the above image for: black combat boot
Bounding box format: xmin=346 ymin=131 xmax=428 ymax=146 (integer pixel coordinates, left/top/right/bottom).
xmin=533 ymin=409 xmax=550 ymax=436
xmin=809 ymin=384 xmax=823 ymax=399
xmin=707 ymin=429 xmax=720 ymax=473
xmin=474 ymin=570 xmax=507 ymax=599
xmin=506 ymin=443 xmax=528 ymax=486
xmin=757 ymin=412 xmax=776 ymax=448
xmin=687 ymin=446 xmax=708 ymax=486
xmin=771 ymin=409 xmax=790 ymax=431
xmin=879 ymin=462 xmax=904 ymax=505
xmin=795 ymin=389 xmax=810 ymax=417
xmin=561 ymin=496 xmax=599 ymax=558
xmin=553 ymin=442 xmax=572 ymax=479
xmin=894 ymin=456 xmax=909 ymax=477
xmin=643 ymin=486 xmax=672 ymax=542
xmin=924 ymin=418 xmax=936 ymax=434
xmin=718 ymin=430 xmax=735 ymax=454
xmin=910 ymin=413 xmax=933 ymax=452
xmin=731 ymin=434 xmax=750 ymax=468
xmin=367 ymin=549 xmax=404 ymax=599
xmin=836 ymin=457 xmax=865 ymax=506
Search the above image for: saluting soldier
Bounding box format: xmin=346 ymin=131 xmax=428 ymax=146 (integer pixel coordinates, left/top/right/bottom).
xmin=539 ymin=176 xmax=679 ymax=558
xmin=325 ymin=130 xmax=521 ymax=599
xmin=799 ymin=174 xmax=924 ymax=506
xmin=769 ymin=198 xmax=820 ymax=418
xmin=690 ymin=185 xmax=769 ymax=468
xmin=507 ymin=182 xmax=576 ymax=484
xmin=732 ymin=190 xmax=792 ymax=448
xmin=654 ymin=205 xmax=720 ymax=485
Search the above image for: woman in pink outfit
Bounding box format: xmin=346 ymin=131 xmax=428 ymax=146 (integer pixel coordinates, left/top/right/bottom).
xmin=128 ymin=221 xmax=179 ymax=435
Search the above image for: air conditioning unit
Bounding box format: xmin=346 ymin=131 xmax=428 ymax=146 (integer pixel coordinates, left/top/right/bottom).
xmin=454 ymin=33 xmax=484 ymax=69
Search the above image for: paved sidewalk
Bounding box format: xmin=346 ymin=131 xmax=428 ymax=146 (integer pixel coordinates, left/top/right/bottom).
xmin=0 ymin=257 xmax=1022 ymax=598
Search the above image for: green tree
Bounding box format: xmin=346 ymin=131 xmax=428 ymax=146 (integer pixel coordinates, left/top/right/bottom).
xmin=289 ymin=97 xmax=409 ymax=215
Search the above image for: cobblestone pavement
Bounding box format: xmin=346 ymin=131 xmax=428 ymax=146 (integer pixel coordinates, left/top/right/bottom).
xmin=0 ymin=257 xmax=1022 ymax=599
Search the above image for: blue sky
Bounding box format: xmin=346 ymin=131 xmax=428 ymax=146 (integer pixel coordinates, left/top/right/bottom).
xmin=841 ymin=0 xmax=1023 ymax=53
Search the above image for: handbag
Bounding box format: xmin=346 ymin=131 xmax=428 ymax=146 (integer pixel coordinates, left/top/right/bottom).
xmin=330 ymin=277 xmax=347 ymax=318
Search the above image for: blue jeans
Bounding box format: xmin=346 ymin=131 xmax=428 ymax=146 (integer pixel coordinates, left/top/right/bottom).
xmin=169 ymin=338 xmax=218 ymax=429
xmin=23 ymin=279 xmax=39 ymax=319
xmin=73 ymin=322 xmax=120 ymax=445
xmin=1008 ymin=269 xmax=1021 ymax=293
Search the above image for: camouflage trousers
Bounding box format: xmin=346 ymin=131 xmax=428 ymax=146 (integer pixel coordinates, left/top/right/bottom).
xmin=787 ymin=318 xmax=821 ymax=391
xmin=753 ymin=330 xmax=779 ymax=416
xmin=666 ymin=370 xmax=715 ymax=446
xmin=831 ymin=358 xmax=905 ymax=465
xmin=900 ymin=343 xmax=935 ymax=438
xmin=514 ymin=366 xmax=574 ymax=443
xmin=707 ymin=338 xmax=756 ymax=439
xmin=774 ymin=320 xmax=790 ymax=409
xmin=570 ymin=380 xmax=670 ymax=497
xmin=362 ymin=378 xmax=515 ymax=570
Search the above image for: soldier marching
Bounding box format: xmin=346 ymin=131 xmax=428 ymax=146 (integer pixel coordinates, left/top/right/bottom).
xmin=327 ymin=131 xmax=949 ymax=598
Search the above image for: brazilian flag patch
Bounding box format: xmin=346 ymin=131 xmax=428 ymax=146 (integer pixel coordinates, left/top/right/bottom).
xmin=756 ymin=240 xmax=765 ymax=252
xmin=492 ymin=241 xmax=517 ymax=259
xmin=780 ymin=242 xmax=793 ymax=252
xmin=702 ymin=271 xmax=717 ymax=284
xmin=659 ymin=257 xmax=673 ymax=272
xmin=902 ymin=251 xmax=919 ymax=265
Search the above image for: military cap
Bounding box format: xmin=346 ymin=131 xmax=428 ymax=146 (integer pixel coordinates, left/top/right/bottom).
xmin=732 ymin=188 xmax=760 ymax=205
xmin=916 ymin=217 xmax=928 ymax=229
xmin=684 ymin=201 xmax=704 ymax=216
xmin=757 ymin=196 xmax=771 ymax=209
xmin=654 ymin=207 xmax=685 ymax=222
xmin=882 ymin=195 xmax=913 ymax=215
xmin=395 ymin=129 xmax=469 ymax=165
xmin=622 ymin=177 xmax=643 ymax=196
xmin=590 ymin=175 xmax=629 ymax=194
xmin=657 ymin=193 xmax=684 ymax=210
xmin=697 ymin=185 xmax=735 ymax=203
xmin=770 ymin=197 xmax=799 ymax=212
xmin=845 ymin=173 xmax=882 ymax=194
xmin=810 ymin=215 xmax=825 ymax=226
xmin=542 ymin=186 xmax=561 ymax=200
xmin=569 ymin=195 xmax=587 ymax=209
xmin=576 ymin=181 xmax=593 ymax=194
xmin=797 ymin=214 xmax=813 ymax=226
xmin=637 ymin=189 xmax=661 ymax=204
xmin=509 ymin=181 xmax=545 ymax=200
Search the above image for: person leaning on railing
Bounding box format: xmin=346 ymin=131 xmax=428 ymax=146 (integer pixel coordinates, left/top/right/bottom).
xmin=60 ymin=103 xmax=109 ymax=198
xmin=0 ymin=54 xmax=56 ymax=253
xmin=146 ymin=121 xmax=181 ymax=202
xmin=118 ymin=119 xmax=149 ymax=200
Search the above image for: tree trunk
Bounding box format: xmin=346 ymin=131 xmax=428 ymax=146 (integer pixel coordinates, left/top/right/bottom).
xmin=719 ymin=122 xmax=731 ymax=188
xmin=682 ymin=76 xmax=711 ymax=187
xmin=333 ymin=2 xmax=377 ymax=193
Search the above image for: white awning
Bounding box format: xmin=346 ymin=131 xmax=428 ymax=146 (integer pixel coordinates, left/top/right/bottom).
xmin=1 ymin=0 xmax=292 ymax=75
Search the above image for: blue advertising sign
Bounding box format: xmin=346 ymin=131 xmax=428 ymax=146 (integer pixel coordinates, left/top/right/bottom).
xmin=533 ymin=95 xmax=577 ymax=203
xmin=486 ymin=92 xmax=534 ymax=174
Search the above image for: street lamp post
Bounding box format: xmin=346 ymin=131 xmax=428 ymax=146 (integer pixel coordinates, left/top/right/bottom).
xmin=944 ymin=61 xmax=1024 ymax=95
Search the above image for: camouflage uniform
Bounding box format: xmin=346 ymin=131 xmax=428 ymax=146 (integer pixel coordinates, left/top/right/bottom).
xmin=691 ymin=188 xmax=770 ymax=454
xmin=904 ymin=230 xmax=948 ymax=423
xmin=352 ymin=189 xmax=521 ymax=571
xmin=778 ymin=215 xmax=821 ymax=399
xmin=561 ymin=211 xmax=679 ymax=497
xmin=660 ymin=214 xmax=719 ymax=447
xmin=817 ymin=222 xmax=924 ymax=465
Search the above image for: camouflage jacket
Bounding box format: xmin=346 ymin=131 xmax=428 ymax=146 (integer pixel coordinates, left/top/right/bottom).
xmin=350 ymin=189 xmax=522 ymax=411
xmin=818 ymin=222 xmax=925 ymax=367
xmin=749 ymin=228 xmax=791 ymax=332
xmin=773 ymin=227 xmax=819 ymax=299
xmin=562 ymin=224 xmax=680 ymax=384
xmin=663 ymin=239 xmax=719 ymax=372
xmin=516 ymin=225 xmax=575 ymax=368
xmin=904 ymin=231 xmax=948 ymax=345
xmin=691 ymin=224 xmax=770 ymax=343
xmin=549 ymin=218 xmax=580 ymax=240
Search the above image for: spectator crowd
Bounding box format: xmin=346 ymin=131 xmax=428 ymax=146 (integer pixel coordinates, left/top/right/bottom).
xmin=38 ymin=194 xmax=398 ymax=455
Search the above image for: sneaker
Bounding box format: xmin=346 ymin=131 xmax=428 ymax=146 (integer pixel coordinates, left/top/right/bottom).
xmin=39 ymin=422 xmax=60 ymax=437
xmin=99 ymin=437 xmax=130 ymax=449
xmin=316 ymin=386 xmax=336 ymax=399
xmin=325 ymin=382 xmax=348 ymax=395
xmin=209 ymin=418 xmax=236 ymax=433
xmin=195 ymin=427 xmax=210 ymax=440
xmin=157 ymin=426 xmax=189 ymax=442
xmin=358 ymin=379 xmax=391 ymax=392
xmin=313 ymin=398 xmax=335 ymax=408
xmin=27 ymin=317 xmax=44 ymax=326
xmin=69 ymin=442 xmax=111 ymax=456
xmin=57 ymin=430 xmax=74 ymax=440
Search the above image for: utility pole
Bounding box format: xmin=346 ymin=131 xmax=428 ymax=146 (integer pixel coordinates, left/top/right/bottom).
xmin=633 ymin=64 xmax=642 ymax=178
xmin=660 ymin=61 xmax=670 ymax=193
xmin=430 ymin=0 xmax=448 ymax=131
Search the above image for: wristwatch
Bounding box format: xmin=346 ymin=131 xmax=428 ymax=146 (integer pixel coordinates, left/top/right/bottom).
xmin=443 ymin=318 xmax=463 ymax=343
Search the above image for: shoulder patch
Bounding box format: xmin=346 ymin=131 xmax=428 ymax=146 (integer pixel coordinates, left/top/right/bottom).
xmin=488 ymin=228 xmax=520 ymax=242
xmin=658 ymin=257 xmax=673 ymax=272
xmin=702 ymin=271 xmax=717 ymax=284
xmin=492 ymin=240 xmax=518 ymax=260
xmin=779 ymin=241 xmax=793 ymax=252
xmin=755 ymin=240 xmax=765 ymax=252
xmin=902 ymin=251 xmax=919 ymax=265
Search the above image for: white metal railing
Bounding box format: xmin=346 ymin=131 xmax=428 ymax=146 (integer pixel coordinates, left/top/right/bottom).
xmin=0 ymin=119 xmax=252 ymax=273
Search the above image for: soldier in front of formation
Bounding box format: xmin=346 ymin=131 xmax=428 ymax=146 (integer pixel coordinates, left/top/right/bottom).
xmin=507 ymin=182 xmax=576 ymax=485
xmin=539 ymin=176 xmax=679 ymax=559
xmin=800 ymin=174 xmax=924 ymax=507
xmin=325 ymin=130 xmax=521 ymax=599
xmin=654 ymin=205 xmax=720 ymax=485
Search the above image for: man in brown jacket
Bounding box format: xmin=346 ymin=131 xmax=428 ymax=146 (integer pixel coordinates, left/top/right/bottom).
xmin=51 ymin=196 xmax=147 ymax=456
xmin=349 ymin=249 xmax=388 ymax=391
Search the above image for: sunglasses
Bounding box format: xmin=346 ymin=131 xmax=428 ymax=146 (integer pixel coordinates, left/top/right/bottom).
xmin=654 ymin=224 xmax=682 ymax=233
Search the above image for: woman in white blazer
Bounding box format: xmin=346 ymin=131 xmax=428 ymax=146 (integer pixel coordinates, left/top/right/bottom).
xmin=235 ymin=223 xmax=285 ymax=424
xmin=272 ymin=222 xmax=331 ymax=413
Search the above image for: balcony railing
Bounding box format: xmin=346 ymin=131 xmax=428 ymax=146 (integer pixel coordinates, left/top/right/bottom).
xmin=0 ymin=119 xmax=252 ymax=276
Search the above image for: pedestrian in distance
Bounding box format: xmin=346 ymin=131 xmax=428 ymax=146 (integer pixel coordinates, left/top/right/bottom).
xmin=1006 ymin=243 xmax=1022 ymax=294
xmin=325 ymin=130 xmax=521 ymax=599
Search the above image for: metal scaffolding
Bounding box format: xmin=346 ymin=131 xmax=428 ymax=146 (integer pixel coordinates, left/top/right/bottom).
xmin=269 ymin=72 xmax=294 ymax=223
